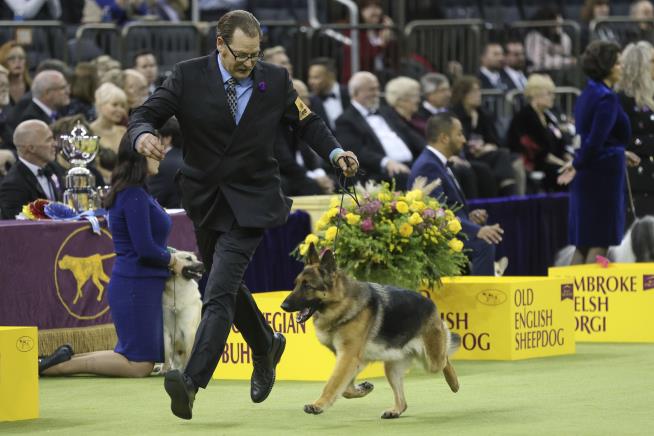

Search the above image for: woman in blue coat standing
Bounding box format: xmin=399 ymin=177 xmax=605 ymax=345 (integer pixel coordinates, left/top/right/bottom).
xmin=39 ymin=134 xmax=187 ymax=376
xmin=559 ymin=41 xmax=641 ymax=264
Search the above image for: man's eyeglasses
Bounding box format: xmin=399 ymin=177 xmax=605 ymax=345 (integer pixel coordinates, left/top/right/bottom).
xmin=223 ymin=40 xmax=261 ymax=63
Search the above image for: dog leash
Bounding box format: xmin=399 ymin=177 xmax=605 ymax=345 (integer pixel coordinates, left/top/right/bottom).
xmin=626 ymin=168 xmax=637 ymax=220
xmin=332 ymin=156 xmax=362 ymax=257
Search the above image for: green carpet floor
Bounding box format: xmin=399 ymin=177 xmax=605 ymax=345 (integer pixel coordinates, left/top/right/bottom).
xmin=2 ymin=343 xmax=652 ymax=435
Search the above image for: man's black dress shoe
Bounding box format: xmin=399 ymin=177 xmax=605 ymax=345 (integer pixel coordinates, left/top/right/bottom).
xmin=164 ymin=370 xmax=197 ymax=420
xmin=38 ymin=344 xmax=73 ymax=374
xmin=251 ymin=332 xmax=286 ymax=403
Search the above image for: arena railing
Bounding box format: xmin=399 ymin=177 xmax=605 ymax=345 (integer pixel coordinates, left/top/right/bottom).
xmin=121 ymin=22 xmax=203 ymax=72
xmin=75 ymin=24 xmax=121 ymax=63
xmin=0 ymin=20 xmax=68 ymax=68
xmin=591 ymin=16 xmax=654 ymax=48
xmin=404 ymin=19 xmax=488 ymax=77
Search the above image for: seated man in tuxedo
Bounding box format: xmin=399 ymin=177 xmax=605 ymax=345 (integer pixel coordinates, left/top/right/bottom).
xmin=335 ymin=71 xmax=423 ymax=190
xmin=0 ymin=119 xmax=64 ymax=219
xmin=13 ymin=70 xmax=71 ymax=127
xmin=408 ymin=113 xmax=504 ymax=275
xmin=307 ymin=57 xmax=350 ymax=131
xmin=478 ymin=42 xmax=515 ymax=92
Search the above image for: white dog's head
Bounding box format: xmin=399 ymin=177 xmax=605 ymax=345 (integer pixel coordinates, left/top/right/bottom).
xmin=169 ymin=248 xmax=205 ymax=281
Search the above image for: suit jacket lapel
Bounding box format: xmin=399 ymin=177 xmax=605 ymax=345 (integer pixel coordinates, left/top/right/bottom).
xmin=206 ymin=52 xmax=237 ymax=131
xmin=352 ymin=108 xmax=385 ymax=153
xmin=430 ymin=152 xmax=468 ymax=210
xmin=17 ymin=161 xmax=48 ymax=199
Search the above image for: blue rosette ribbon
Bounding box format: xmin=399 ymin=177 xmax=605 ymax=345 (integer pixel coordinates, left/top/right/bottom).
xmin=44 ymin=202 xmax=107 ymax=234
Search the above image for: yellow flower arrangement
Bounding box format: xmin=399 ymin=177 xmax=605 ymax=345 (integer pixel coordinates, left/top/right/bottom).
xmin=295 ymin=178 xmax=468 ymax=290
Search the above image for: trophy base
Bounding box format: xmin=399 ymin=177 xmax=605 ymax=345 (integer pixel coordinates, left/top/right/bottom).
xmin=64 ymin=189 xmax=98 ymax=213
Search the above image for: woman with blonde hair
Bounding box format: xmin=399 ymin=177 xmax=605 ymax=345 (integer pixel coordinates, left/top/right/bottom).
xmin=616 ymin=41 xmax=654 ymax=216
xmin=0 ymin=41 xmax=31 ymax=105
xmin=506 ymin=74 xmax=569 ymax=192
xmin=90 ymin=82 xmax=128 ymax=182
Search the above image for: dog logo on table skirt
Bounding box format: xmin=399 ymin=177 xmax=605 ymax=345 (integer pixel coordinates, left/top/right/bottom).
xmin=281 ymin=244 xmax=460 ymax=419
xmin=54 ymin=225 xmax=115 ymax=320
xmin=162 ymin=249 xmax=204 ymax=373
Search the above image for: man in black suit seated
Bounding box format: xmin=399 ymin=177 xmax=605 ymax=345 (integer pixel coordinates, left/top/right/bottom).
xmin=335 ymin=71 xmax=423 ymax=190
xmin=12 ymin=70 xmax=70 ymax=127
xmin=0 ymin=65 xmax=16 ymax=176
xmin=147 ymin=117 xmax=184 ymax=208
xmin=478 ymin=42 xmax=515 ymax=92
xmin=307 ymin=57 xmax=350 ymax=131
xmin=0 ymin=120 xmax=63 ymax=219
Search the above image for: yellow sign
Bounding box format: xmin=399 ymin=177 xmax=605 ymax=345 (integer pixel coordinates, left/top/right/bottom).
xmin=213 ymin=291 xmax=384 ymax=381
xmin=549 ymin=263 xmax=654 ymax=342
xmin=0 ymin=326 xmax=39 ymax=422
xmin=422 ymin=276 xmax=576 ymax=360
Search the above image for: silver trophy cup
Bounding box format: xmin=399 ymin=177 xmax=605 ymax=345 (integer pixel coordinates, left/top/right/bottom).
xmin=59 ymin=122 xmax=100 ymax=212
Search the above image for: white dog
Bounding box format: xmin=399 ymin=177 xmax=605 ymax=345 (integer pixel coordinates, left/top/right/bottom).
xmin=554 ymin=216 xmax=654 ymax=265
xmin=162 ymin=250 xmax=204 ymax=373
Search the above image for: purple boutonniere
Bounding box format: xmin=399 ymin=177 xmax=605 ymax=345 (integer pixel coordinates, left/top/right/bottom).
xmin=258 ymin=81 xmax=267 ymax=92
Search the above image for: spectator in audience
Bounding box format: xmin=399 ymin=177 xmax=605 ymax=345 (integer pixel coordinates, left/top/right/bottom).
xmin=38 ymin=133 xmax=189 ymax=377
xmin=0 ymin=66 xmax=16 ymax=174
xmin=94 ymin=55 xmax=122 ymax=81
xmin=558 ymin=41 xmax=640 ymax=264
xmin=0 ymin=120 xmax=64 ymax=219
xmin=0 ymin=0 xmax=61 ymax=20
xmin=384 ymin=76 xmax=424 ymax=145
xmin=413 ymin=73 xmax=450 ymax=134
xmin=122 ymin=69 xmax=149 ymax=113
xmin=616 ymin=41 xmax=654 ymax=215
xmin=90 ymin=83 xmax=128 ymax=182
xmin=199 ymin=0 xmax=248 ymax=23
xmin=580 ymin=0 xmax=617 ymax=48
xmin=133 ymin=51 xmax=163 ymax=95
xmin=13 ymin=70 xmax=70 ymax=126
xmin=149 ymin=0 xmax=189 ymax=21
xmin=51 ymin=115 xmax=106 ymax=187
xmin=504 ymin=41 xmax=528 ymax=91
xmin=525 ymin=6 xmax=576 ymax=73
xmin=95 ymin=0 xmax=148 ymax=25
xmin=307 ymin=57 xmax=350 ymax=131
xmin=628 ymin=0 xmax=654 ymax=44
xmin=275 ymin=79 xmax=333 ymax=196
xmin=63 ymin=62 xmax=98 ymax=122
xmin=342 ymin=0 xmax=396 ymax=82
xmin=408 ymin=113 xmax=503 ymax=276
xmin=451 ymin=75 xmax=519 ymax=196
xmin=147 ymin=117 xmax=184 ymax=208
xmin=263 ymin=46 xmax=293 ymax=77
xmin=0 ymin=41 xmax=31 ymax=106
xmin=335 ymin=71 xmax=422 ymax=190
xmin=506 ymin=74 xmax=569 ymax=192
xmin=478 ymin=42 xmax=514 ymax=92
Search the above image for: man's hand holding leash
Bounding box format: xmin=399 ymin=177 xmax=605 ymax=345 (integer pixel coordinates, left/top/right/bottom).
xmin=335 ymin=151 xmax=359 ymax=177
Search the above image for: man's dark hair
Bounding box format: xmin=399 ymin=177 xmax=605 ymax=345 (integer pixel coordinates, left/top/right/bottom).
xmin=426 ymin=113 xmax=458 ymax=143
xmin=36 ymin=58 xmax=73 ymax=82
xmin=308 ymin=57 xmax=337 ymax=75
xmin=581 ymin=40 xmax=621 ymax=81
xmin=216 ymin=10 xmax=262 ymax=44
xmin=132 ymin=50 xmax=156 ymax=67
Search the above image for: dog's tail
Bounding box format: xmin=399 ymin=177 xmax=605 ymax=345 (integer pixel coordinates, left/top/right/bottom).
xmin=447 ymin=330 xmax=461 ymax=356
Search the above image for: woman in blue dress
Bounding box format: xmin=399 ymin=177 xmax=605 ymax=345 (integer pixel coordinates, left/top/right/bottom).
xmin=558 ymin=41 xmax=641 ymax=264
xmin=40 ymin=133 xmax=187 ymax=376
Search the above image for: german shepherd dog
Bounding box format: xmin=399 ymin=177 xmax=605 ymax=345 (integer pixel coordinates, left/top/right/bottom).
xmin=281 ymin=244 xmax=460 ymax=419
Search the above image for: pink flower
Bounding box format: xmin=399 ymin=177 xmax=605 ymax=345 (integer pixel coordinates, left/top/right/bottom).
xmin=596 ymin=255 xmax=610 ymax=268
xmin=360 ymin=218 xmax=374 ymax=232
xmin=422 ymin=208 xmax=436 ymax=219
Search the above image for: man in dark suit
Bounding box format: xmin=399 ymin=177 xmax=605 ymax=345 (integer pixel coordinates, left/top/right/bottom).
xmin=408 ymin=113 xmax=504 ymax=275
xmin=335 ymin=71 xmax=422 ymax=190
xmin=128 ymin=10 xmax=358 ymax=420
xmin=0 ymin=120 xmax=63 ymax=219
xmin=12 ymin=70 xmax=70 ymax=127
xmin=478 ymin=42 xmax=515 ymax=92
xmin=307 ymin=57 xmax=350 ymax=131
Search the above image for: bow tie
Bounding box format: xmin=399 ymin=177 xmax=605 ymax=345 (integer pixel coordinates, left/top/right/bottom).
xmin=37 ymin=167 xmax=53 ymax=178
xmin=319 ymin=92 xmax=336 ymax=101
xmin=367 ymin=109 xmax=379 ymax=116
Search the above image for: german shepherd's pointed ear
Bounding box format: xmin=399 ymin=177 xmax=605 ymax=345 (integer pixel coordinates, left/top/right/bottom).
xmin=307 ymin=243 xmax=320 ymax=265
xmin=320 ymin=249 xmax=336 ymax=274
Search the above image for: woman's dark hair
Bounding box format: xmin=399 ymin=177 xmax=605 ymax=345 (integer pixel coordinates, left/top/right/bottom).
xmin=71 ymin=62 xmax=98 ymax=104
xmin=450 ymin=75 xmax=480 ymax=108
xmin=104 ymin=133 xmax=148 ymax=208
xmin=581 ymin=40 xmax=621 ymax=81
xmin=531 ymin=6 xmax=562 ymax=42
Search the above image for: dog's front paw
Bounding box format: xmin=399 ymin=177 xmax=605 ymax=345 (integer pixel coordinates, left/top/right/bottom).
xmin=304 ymin=404 xmax=324 ymax=415
xmin=381 ymin=410 xmax=402 ymax=419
